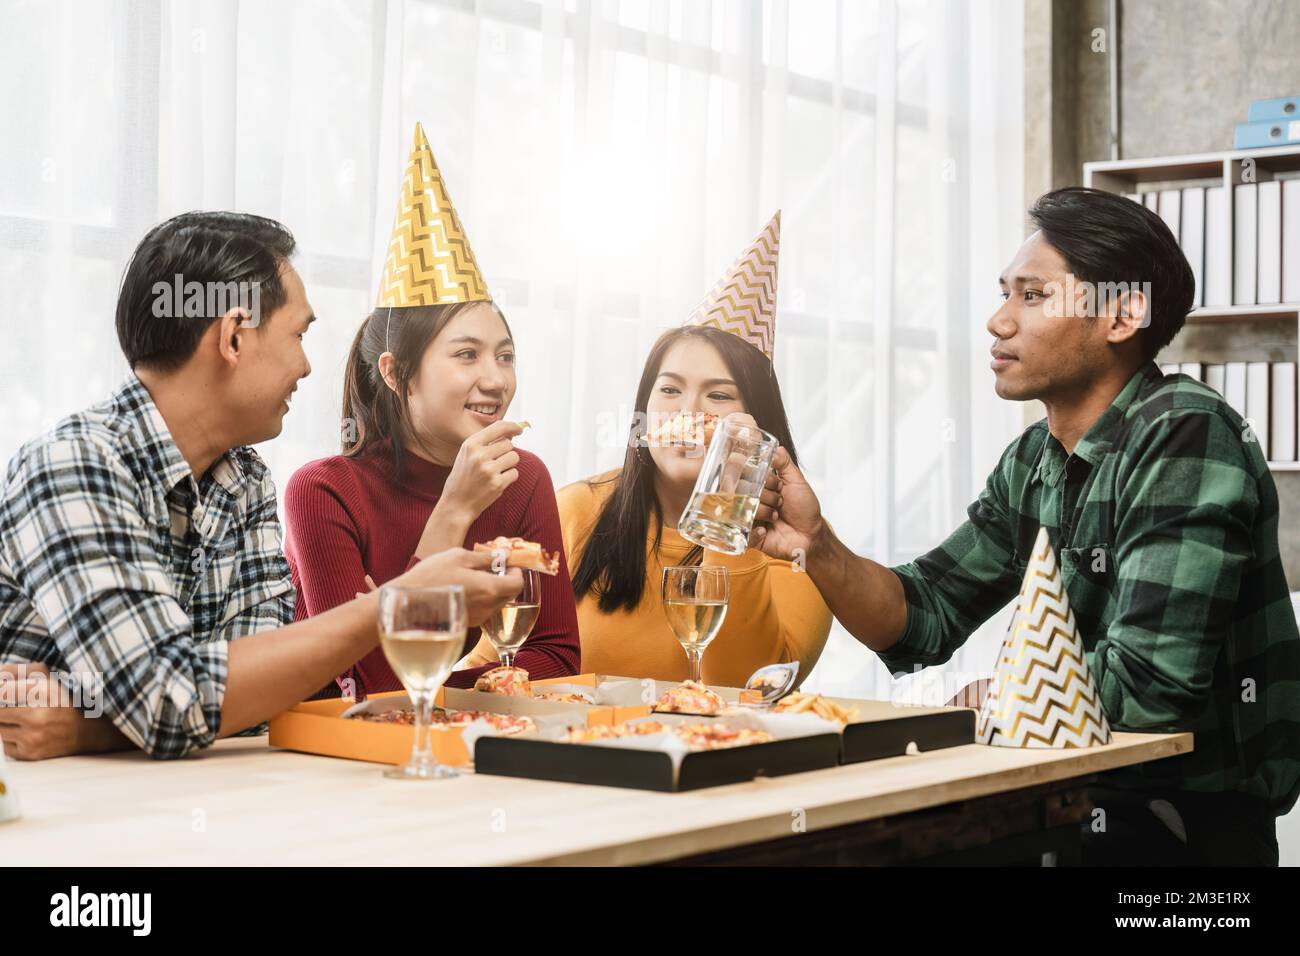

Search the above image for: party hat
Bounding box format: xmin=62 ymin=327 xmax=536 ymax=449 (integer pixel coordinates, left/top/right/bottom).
xmin=685 ymin=211 xmax=780 ymax=360
xmin=976 ymin=527 xmax=1112 ymax=748
xmin=376 ymin=122 xmax=489 ymax=307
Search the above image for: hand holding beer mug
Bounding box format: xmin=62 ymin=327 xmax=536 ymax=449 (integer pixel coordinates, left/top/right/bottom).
xmin=677 ymin=415 xmax=778 ymax=555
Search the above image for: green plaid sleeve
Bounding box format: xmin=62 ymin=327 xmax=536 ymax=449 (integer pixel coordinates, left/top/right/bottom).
xmin=880 ymin=436 xmax=1029 ymax=673
xmin=1091 ymin=407 xmax=1258 ymax=730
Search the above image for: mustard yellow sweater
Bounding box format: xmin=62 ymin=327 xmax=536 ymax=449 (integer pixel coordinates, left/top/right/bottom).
xmin=546 ymin=470 xmax=833 ymax=687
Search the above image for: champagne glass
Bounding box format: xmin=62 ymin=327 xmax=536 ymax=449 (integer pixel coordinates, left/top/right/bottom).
xmin=677 ymin=418 xmax=778 ymax=555
xmin=661 ymin=566 xmax=729 ymax=683
xmin=481 ymin=568 xmax=541 ymax=667
xmin=378 ymin=585 xmax=467 ymax=780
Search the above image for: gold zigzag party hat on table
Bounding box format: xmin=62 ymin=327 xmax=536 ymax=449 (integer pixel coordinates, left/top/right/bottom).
xmin=376 ymin=122 xmax=490 ymax=308
xmin=685 ymin=210 xmax=781 ymax=360
xmin=976 ymin=526 xmax=1113 ymax=748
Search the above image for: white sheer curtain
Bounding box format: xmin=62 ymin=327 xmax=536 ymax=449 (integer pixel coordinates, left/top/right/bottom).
xmin=0 ymin=0 xmax=1025 ymax=700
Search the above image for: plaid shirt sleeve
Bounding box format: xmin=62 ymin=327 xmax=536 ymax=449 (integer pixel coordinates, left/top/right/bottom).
xmin=1091 ymin=407 xmax=1257 ymax=730
xmin=214 ymin=458 xmax=295 ymax=642
xmin=0 ymin=437 xmax=228 ymax=758
xmin=880 ymin=438 xmax=1027 ymax=673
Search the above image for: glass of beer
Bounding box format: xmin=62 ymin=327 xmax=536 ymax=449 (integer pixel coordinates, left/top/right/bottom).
xmin=481 ymin=568 xmax=541 ymax=667
xmin=378 ymin=585 xmax=467 ymax=780
xmin=662 ymin=566 xmax=729 ymax=683
xmin=677 ymin=418 xmax=778 ymax=555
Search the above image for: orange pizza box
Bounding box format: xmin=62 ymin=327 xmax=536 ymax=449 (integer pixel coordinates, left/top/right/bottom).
xmin=268 ymin=674 xmax=649 ymax=766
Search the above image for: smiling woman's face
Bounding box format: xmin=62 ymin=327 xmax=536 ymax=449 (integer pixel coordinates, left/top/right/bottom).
xmin=405 ymin=301 xmax=516 ymax=449
xmin=645 ymin=336 xmax=745 ymax=486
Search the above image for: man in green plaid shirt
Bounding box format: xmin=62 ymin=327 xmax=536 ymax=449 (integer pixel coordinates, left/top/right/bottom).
xmin=753 ymin=187 xmax=1300 ymax=866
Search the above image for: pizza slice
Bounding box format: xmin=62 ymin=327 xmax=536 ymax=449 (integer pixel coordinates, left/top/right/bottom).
xmin=534 ymin=691 xmax=594 ymax=705
xmin=563 ymin=720 xmax=671 ymax=743
xmin=644 ymin=411 xmax=719 ymax=449
xmin=652 ymin=679 xmax=727 ymax=717
xmin=474 ymin=665 xmax=532 ymax=696
xmin=673 ymin=722 xmax=773 ymax=750
xmin=473 ymin=536 xmax=560 ymax=576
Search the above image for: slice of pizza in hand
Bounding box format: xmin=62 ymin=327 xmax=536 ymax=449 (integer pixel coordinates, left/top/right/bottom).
xmin=473 ymin=536 xmax=560 ymax=576
xmin=652 ymin=679 xmax=727 ymax=716
xmin=474 ymin=666 xmax=532 ymax=696
xmin=645 ymin=411 xmax=719 ymax=448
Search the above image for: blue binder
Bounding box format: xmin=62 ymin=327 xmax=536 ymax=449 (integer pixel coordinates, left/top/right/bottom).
xmin=1234 ymin=119 xmax=1300 ymax=149
xmin=1247 ymin=96 xmax=1300 ymax=122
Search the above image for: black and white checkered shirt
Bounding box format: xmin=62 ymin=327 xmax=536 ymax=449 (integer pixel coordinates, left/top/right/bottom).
xmin=0 ymin=374 xmax=295 ymax=758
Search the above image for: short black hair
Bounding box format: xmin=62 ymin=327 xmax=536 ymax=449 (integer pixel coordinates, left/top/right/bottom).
xmin=115 ymin=211 xmax=297 ymax=371
xmin=1028 ymin=187 xmax=1195 ymax=360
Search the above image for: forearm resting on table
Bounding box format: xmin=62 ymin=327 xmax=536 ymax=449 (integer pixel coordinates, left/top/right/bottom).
xmin=804 ymin=527 xmax=909 ymax=652
xmin=218 ymin=592 xmax=379 ymax=737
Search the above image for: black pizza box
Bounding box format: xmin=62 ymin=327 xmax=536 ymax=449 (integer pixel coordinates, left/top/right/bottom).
xmin=830 ymin=699 xmax=976 ymax=764
xmin=473 ymin=713 xmax=841 ymax=792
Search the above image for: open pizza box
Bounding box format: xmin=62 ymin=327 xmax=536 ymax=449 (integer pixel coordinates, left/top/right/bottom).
xmin=638 ymin=680 xmax=975 ymax=764
xmin=473 ymin=710 xmax=843 ymax=792
xmin=267 ymin=674 xmax=653 ymax=767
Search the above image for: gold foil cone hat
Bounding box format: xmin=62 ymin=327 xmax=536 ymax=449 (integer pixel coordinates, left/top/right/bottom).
xmin=685 ymin=211 xmax=780 ymax=360
xmin=976 ymin=527 xmax=1112 ymax=748
xmin=376 ymin=122 xmax=489 ymax=307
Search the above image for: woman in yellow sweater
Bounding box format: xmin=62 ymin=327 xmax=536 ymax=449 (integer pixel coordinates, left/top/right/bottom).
xmin=559 ymin=213 xmax=831 ymax=686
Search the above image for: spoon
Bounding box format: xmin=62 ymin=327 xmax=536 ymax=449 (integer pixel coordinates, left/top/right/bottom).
xmin=738 ymin=662 xmax=799 ymax=709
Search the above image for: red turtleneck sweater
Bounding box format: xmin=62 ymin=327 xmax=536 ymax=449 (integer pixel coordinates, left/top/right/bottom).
xmin=282 ymin=438 xmax=581 ymax=700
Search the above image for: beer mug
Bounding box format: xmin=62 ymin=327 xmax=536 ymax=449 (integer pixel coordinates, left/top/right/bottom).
xmin=677 ymin=418 xmax=778 ymax=555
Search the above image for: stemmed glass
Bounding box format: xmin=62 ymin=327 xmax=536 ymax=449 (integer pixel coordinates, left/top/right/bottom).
xmin=378 ymin=585 xmax=467 ymax=780
xmin=481 ymin=568 xmax=541 ymax=667
xmin=661 ymin=566 xmax=729 ymax=683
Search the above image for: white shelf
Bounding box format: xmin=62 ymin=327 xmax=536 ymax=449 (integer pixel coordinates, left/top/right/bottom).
xmin=1188 ymin=303 xmax=1300 ymax=323
xmin=1084 ymin=144 xmax=1300 ymax=187
xmin=1270 ymin=461 xmax=1300 ymax=472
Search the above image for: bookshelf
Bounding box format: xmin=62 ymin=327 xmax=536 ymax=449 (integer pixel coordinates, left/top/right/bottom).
xmin=1083 ymin=145 xmax=1300 ymax=473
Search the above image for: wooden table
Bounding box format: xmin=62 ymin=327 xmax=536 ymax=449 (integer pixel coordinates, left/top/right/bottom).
xmin=0 ymin=730 xmax=1191 ymax=866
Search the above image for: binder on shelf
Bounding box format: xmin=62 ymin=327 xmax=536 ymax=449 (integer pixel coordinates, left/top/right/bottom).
xmin=1283 ymin=179 xmax=1300 ymax=303
xmin=1271 ymin=363 xmax=1297 ymax=462
xmin=1181 ymin=187 xmax=1206 ymax=308
xmin=1144 ymin=192 xmax=1160 ymax=212
xmin=1158 ymin=189 xmax=1181 ymax=240
xmin=1160 ymin=363 xmax=1179 ymax=376
xmin=1124 ymin=192 xmax=1142 ymax=204
xmin=1205 ymin=364 xmax=1227 ymax=397
xmin=1234 ymin=183 xmax=1258 ymax=305
xmin=1224 ymin=362 xmax=1249 ymax=418
xmin=1258 ymin=181 xmax=1283 ymax=305
xmin=1247 ymin=96 xmax=1300 ymax=122
xmin=1234 ymin=119 xmax=1300 ymax=150
xmin=1246 ymin=362 xmax=1272 ymax=460
xmin=1205 ymin=186 xmax=1230 ymax=308
xmin=1179 ymin=362 xmax=1204 ymax=381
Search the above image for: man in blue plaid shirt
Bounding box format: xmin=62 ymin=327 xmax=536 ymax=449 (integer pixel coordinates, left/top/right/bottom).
xmin=752 ymin=188 xmax=1300 ymax=865
xmin=0 ymin=212 xmax=522 ymax=760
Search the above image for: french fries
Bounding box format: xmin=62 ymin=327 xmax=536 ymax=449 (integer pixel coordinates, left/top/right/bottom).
xmin=773 ymin=692 xmax=859 ymax=725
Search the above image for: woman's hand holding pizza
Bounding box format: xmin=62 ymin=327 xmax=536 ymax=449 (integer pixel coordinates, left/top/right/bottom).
xmin=417 ymin=420 xmax=525 ymax=557
xmin=439 ymin=420 xmax=525 ymax=524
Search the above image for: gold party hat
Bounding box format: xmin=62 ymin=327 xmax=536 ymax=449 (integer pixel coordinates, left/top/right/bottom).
xmin=685 ymin=211 xmax=780 ymax=360
xmin=976 ymin=527 xmax=1112 ymax=748
xmin=376 ymin=122 xmax=489 ymax=307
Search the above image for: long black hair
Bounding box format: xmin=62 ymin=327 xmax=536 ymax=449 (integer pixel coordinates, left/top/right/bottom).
xmin=571 ymin=325 xmax=799 ymax=613
xmin=341 ymin=301 xmax=513 ymax=476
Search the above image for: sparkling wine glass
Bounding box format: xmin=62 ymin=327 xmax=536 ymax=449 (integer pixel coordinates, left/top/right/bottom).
xmin=481 ymin=568 xmax=541 ymax=667
xmin=378 ymin=585 xmax=467 ymax=780
xmin=661 ymin=566 xmax=729 ymax=683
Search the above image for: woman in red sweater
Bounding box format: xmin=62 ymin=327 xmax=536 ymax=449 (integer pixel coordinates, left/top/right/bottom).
xmin=283 ymin=298 xmax=581 ymax=700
